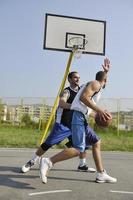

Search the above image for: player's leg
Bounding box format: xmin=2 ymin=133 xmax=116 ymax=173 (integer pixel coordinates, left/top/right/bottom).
xmin=21 ymin=122 xmax=71 ymax=173
xmin=71 ymin=111 xmax=95 ymax=172
xmin=77 ymin=150 xmax=96 ymax=172
xmin=67 ymin=133 xmax=96 ymax=172
xmin=40 ymin=147 xmax=79 ymax=183
xmin=65 ymin=135 xmax=88 ymax=171
xmin=78 ymin=151 xmax=88 ymax=171
xmin=40 ymin=110 xmax=85 ymax=183
xmin=85 ymin=125 xmax=117 ymax=183
xmin=50 ymin=111 xmax=86 ymax=164
xmin=21 ymin=143 xmax=51 ymax=173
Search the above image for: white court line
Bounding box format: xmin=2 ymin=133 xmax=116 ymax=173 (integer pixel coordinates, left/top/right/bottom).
xmin=0 ymin=148 xmax=35 ymax=152
xmin=29 ymin=189 xmax=72 ymax=196
xmin=110 ymin=190 xmax=133 ymax=194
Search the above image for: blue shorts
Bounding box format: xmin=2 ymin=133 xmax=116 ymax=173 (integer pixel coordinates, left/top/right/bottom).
xmin=45 ymin=122 xmax=71 ymax=145
xmin=44 ymin=122 xmax=90 ymax=150
xmin=71 ymin=111 xmax=100 ymax=152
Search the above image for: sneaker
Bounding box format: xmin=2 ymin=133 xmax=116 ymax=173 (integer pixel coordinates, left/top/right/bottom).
xmin=96 ymin=170 xmax=117 ymax=183
xmin=40 ymin=157 xmax=53 ymax=184
xmin=21 ymin=160 xmax=35 ymax=173
xmin=77 ymin=165 xmax=96 ymax=172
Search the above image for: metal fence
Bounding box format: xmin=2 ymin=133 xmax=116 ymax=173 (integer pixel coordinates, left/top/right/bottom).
xmin=0 ymin=97 xmax=133 ymax=132
xmin=0 ymin=97 xmax=54 ymax=128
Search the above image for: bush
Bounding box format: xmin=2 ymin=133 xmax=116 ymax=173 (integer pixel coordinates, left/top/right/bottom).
xmin=21 ymin=114 xmax=39 ymax=128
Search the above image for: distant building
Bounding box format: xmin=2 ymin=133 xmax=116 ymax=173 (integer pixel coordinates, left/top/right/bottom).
xmin=1 ymin=104 xmax=52 ymax=124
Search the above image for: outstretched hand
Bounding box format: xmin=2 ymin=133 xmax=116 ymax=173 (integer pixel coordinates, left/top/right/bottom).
xmin=102 ymin=58 xmax=110 ymax=73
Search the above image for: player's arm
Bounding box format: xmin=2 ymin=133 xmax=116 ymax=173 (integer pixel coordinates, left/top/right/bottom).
xmin=102 ymin=58 xmax=110 ymax=73
xmin=58 ymin=90 xmax=71 ymax=109
xmin=80 ymin=81 xmax=110 ymax=120
xmin=80 ymin=81 xmax=102 ymax=112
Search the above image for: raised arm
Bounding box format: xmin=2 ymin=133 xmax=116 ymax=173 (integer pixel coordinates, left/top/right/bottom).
xmin=102 ymin=58 xmax=110 ymax=73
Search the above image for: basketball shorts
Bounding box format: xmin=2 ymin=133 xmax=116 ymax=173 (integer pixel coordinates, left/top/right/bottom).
xmin=41 ymin=122 xmax=90 ymax=151
xmin=71 ymin=110 xmax=100 ymax=152
xmin=44 ymin=122 xmax=71 ymax=146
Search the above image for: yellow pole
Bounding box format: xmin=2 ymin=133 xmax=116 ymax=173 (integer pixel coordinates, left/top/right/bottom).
xmin=39 ymin=51 xmax=74 ymax=145
xmin=117 ymin=98 xmax=120 ymax=136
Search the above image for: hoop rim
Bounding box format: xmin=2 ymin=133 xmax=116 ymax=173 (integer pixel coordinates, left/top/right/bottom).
xmin=68 ymin=36 xmax=88 ymax=50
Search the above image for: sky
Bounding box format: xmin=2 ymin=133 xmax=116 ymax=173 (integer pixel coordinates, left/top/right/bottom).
xmin=0 ymin=0 xmax=133 ymax=98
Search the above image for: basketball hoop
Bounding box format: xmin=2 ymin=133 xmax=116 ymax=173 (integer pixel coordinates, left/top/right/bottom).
xmin=68 ymin=36 xmax=88 ymax=59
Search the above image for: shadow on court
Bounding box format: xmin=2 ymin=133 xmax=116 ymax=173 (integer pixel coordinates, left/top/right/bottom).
xmin=0 ymin=149 xmax=133 ymax=200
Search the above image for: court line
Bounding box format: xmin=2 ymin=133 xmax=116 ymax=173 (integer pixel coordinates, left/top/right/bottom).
xmin=0 ymin=148 xmax=61 ymax=153
xmin=0 ymin=148 xmax=34 ymax=152
xmin=110 ymin=190 xmax=133 ymax=194
xmin=29 ymin=189 xmax=72 ymax=196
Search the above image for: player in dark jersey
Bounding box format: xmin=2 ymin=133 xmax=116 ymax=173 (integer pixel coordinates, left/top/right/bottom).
xmin=21 ymin=72 xmax=95 ymax=173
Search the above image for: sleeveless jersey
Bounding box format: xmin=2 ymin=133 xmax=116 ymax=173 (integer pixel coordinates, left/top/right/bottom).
xmin=71 ymin=82 xmax=102 ymax=117
xmin=56 ymin=86 xmax=80 ymax=128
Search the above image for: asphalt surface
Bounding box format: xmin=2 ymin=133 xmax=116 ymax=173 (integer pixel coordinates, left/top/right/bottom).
xmin=0 ymin=148 xmax=133 ymax=200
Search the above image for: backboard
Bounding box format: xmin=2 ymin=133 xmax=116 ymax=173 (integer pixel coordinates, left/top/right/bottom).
xmin=43 ymin=13 xmax=106 ymax=55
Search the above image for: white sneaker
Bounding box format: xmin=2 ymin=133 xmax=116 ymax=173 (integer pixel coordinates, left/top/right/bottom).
xmin=21 ymin=160 xmax=35 ymax=173
xmin=40 ymin=157 xmax=53 ymax=184
xmin=88 ymin=167 xmax=96 ymax=173
xmin=96 ymin=170 xmax=117 ymax=183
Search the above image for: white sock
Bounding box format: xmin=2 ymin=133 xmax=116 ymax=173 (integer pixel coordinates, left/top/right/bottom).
xmin=79 ymin=158 xmax=86 ymax=166
xmin=31 ymin=153 xmax=39 ymax=163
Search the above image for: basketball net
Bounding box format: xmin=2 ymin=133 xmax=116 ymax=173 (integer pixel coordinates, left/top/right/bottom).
xmin=68 ymin=37 xmax=88 ymax=59
xmin=72 ymin=46 xmax=82 ymax=59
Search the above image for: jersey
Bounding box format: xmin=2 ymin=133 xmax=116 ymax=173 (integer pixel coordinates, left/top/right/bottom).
xmin=56 ymin=86 xmax=80 ymax=128
xmin=71 ymin=82 xmax=102 ymax=117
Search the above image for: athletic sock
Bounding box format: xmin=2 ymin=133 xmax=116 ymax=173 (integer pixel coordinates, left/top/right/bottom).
xmin=79 ymin=158 xmax=86 ymax=166
xmin=31 ymin=153 xmax=40 ymax=163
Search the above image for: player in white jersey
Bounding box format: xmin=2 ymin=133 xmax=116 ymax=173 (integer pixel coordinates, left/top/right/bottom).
xmin=40 ymin=58 xmax=117 ymax=184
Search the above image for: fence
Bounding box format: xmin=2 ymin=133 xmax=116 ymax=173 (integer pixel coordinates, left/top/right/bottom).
xmin=0 ymin=97 xmax=54 ymax=129
xmin=0 ymin=97 xmax=133 ymax=133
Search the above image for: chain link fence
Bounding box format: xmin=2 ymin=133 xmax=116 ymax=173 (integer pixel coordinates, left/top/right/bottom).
xmin=0 ymin=97 xmax=133 ymax=132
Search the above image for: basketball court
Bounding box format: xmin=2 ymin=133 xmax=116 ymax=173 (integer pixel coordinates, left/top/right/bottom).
xmin=0 ymin=148 xmax=133 ymax=200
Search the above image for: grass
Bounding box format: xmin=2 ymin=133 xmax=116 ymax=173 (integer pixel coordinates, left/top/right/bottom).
xmin=0 ymin=125 xmax=41 ymax=148
xmin=98 ymin=130 xmax=133 ymax=151
xmin=0 ymin=125 xmax=133 ymax=151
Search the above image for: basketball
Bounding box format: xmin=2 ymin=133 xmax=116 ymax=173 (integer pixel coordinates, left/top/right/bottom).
xmin=95 ymin=112 xmax=112 ymax=127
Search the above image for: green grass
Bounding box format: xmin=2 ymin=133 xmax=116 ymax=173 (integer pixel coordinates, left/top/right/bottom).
xmin=98 ymin=131 xmax=133 ymax=151
xmin=0 ymin=125 xmax=41 ymax=148
xmin=0 ymin=125 xmax=133 ymax=151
